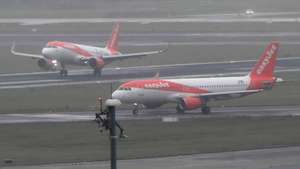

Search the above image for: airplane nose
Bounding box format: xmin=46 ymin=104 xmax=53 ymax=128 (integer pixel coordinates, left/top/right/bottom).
xmin=42 ymin=47 xmax=56 ymax=59
xmin=112 ymin=91 xmax=121 ymax=100
xmin=42 ymin=48 xmax=51 ymax=57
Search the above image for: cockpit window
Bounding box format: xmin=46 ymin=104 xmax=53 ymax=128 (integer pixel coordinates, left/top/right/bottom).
xmin=118 ymin=87 xmax=132 ymax=91
xmin=46 ymin=45 xmax=57 ymax=48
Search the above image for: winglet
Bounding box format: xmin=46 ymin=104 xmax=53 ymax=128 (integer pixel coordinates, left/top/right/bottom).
xmin=153 ymin=72 xmax=160 ymax=79
xmin=159 ymin=42 xmax=169 ymax=54
xmin=11 ymin=42 xmax=16 ymax=54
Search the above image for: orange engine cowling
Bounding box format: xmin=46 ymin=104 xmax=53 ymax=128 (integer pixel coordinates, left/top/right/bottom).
xmin=88 ymin=57 xmax=105 ymax=69
xmin=182 ymin=97 xmax=203 ymax=110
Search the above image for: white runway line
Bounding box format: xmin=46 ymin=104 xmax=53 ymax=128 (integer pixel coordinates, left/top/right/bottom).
xmin=6 ymin=32 xmax=300 ymax=37
xmin=2 ymin=106 xmax=300 ymax=124
xmin=0 ymin=79 xmax=67 ymax=85
xmin=3 ymin=56 xmax=299 ymax=77
xmin=2 ymin=16 xmax=300 ymax=25
xmin=0 ymin=68 xmax=298 ymax=90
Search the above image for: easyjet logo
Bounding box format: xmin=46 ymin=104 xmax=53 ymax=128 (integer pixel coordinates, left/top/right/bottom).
xmin=256 ymin=44 xmax=277 ymax=75
xmin=144 ymin=82 xmax=170 ymax=89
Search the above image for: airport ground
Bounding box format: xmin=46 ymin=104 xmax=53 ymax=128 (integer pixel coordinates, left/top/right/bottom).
xmin=0 ymin=0 xmax=299 ymax=18
xmin=1 ymin=0 xmax=300 ymax=168
xmin=2 ymin=116 xmax=300 ymax=166
xmin=3 ymin=146 xmax=300 ymax=169
xmin=1 ymin=21 xmax=300 ymax=113
xmin=0 ymin=71 xmax=299 ymax=114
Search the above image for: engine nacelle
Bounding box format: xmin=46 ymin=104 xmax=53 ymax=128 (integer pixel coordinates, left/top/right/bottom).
xmin=88 ymin=57 xmax=105 ymax=69
xmin=37 ymin=59 xmax=57 ymax=71
xmin=182 ymin=97 xmax=203 ymax=110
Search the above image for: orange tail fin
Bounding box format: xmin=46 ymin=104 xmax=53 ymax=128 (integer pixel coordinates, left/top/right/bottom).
xmin=106 ymin=23 xmax=120 ymax=53
xmin=249 ymin=42 xmax=279 ymax=78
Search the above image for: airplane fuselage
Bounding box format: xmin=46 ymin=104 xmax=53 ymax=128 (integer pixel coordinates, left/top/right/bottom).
xmin=112 ymin=42 xmax=279 ymax=114
xmin=112 ymin=76 xmax=254 ymax=108
xmin=41 ymin=41 xmax=120 ymax=65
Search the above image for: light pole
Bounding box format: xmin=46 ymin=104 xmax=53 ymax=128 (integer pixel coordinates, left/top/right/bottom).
xmin=105 ymin=99 xmax=121 ymax=169
xmin=95 ymin=99 xmax=123 ymax=169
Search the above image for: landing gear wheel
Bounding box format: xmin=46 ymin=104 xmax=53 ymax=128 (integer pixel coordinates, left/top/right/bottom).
xmin=201 ymin=106 xmax=211 ymax=114
xmin=93 ymin=69 xmax=102 ymax=77
xmin=132 ymin=103 xmax=144 ymax=115
xmin=176 ymin=103 xmax=185 ymax=114
xmin=132 ymin=109 xmax=138 ymax=115
xmin=60 ymin=69 xmax=68 ymax=76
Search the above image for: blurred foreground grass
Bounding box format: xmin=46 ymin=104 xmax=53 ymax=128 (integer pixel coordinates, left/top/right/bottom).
xmin=1 ymin=116 xmax=300 ymax=166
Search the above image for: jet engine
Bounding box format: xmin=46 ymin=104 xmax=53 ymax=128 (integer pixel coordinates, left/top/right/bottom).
xmin=88 ymin=57 xmax=105 ymax=69
xmin=37 ymin=58 xmax=58 ymax=71
xmin=181 ymin=97 xmax=203 ymax=110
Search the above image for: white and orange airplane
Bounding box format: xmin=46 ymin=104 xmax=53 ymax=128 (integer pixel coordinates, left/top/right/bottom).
xmin=112 ymin=42 xmax=280 ymax=114
xmin=11 ymin=23 xmax=164 ymax=76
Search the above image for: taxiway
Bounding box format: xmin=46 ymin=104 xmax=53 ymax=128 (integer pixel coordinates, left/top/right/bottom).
xmin=0 ymin=57 xmax=300 ymax=89
xmin=1 ymin=105 xmax=300 ymax=124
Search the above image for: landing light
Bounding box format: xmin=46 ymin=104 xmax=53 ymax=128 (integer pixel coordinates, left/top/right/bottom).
xmin=51 ymin=59 xmax=58 ymax=66
xmin=276 ymin=78 xmax=284 ymax=83
xmin=245 ymin=9 xmax=255 ymax=16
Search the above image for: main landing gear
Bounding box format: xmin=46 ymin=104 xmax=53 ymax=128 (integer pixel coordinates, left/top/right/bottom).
xmin=93 ymin=68 xmax=102 ymax=77
xmin=201 ymin=105 xmax=211 ymax=114
xmin=59 ymin=63 xmax=68 ymax=76
xmin=176 ymin=101 xmax=211 ymax=114
xmin=176 ymin=102 xmax=185 ymax=114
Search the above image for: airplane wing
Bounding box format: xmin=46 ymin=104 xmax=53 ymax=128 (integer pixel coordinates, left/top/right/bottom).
xmin=11 ymin=43 xmax=44 ymax=59
xmin=103 ymin=49 xmax=166 ymax=62
xmin=198 ymin=89 xmax=263 ymax=101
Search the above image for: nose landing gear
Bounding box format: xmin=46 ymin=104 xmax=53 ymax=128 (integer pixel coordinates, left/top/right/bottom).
xmin=93 ymin=68 xmax=102 ymax=77
xmin=132 ymin=103 xmax=145 ymax=115
xmin=60 ymin=69 xmax=68 ymax=76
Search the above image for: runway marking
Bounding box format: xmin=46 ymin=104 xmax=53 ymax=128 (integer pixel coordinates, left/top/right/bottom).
xmin=3 ymin=17 xmax=300 ymax=25
xmin=0 ymin=79 xmax=67 ymax=85
xmin=7 ymin=41 xmax=300 ymax=47
xmin=166 ymin=68 xmax=300 ymax=79
xmin=6 ymin=32 xmax=300 ymax=37
xmin=119 ymin=56 xmax=300 ymax=69
xmin=2 ymin=106 xmax=300 ymax=124
xmin=0 ymin=68 xmax=299 ymax=90
xmin=1 ymin=57 xmax=300 ymax=77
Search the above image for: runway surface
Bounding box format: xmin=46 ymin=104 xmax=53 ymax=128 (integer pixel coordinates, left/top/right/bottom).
xmin=7 ymin=17 xmax=300 ymax=25
xmin=4 ymin=146 xmax=300 ymax=169
xmin=0 ymin=57 xmax=300 ymax=89
xmin=1 ymin=105 xmax=300 ymax=124
xmin=7 ymin=32 xmax=300 ymax=46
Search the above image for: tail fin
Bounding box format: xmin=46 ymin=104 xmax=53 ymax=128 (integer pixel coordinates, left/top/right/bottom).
xmin=249 ymin=42 xmax=279 ymax=78
xmin=106 ymin=23 xmax=120 ymax=53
